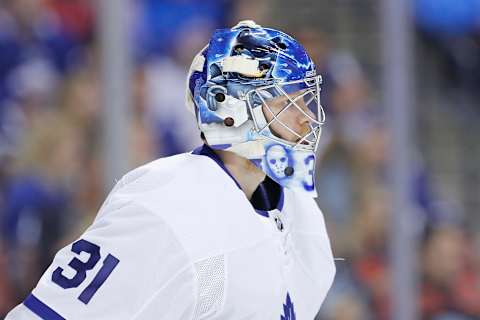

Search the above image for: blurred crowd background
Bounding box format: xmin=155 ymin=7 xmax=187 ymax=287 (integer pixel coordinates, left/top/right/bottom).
xmin=0 ymin=0 xmax=480 ymax=319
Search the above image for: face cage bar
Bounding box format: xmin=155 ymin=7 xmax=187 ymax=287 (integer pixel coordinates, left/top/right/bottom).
xmin=246 ymin=75 xmax=326 ymax=152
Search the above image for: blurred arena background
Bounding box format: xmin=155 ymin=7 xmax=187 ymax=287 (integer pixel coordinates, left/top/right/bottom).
xmin=1 ymin=0 xmax=480 ymax=319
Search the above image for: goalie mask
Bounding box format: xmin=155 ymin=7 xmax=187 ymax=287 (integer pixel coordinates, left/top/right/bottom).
xmin=186 ymin=20 xmax=325 ymax=197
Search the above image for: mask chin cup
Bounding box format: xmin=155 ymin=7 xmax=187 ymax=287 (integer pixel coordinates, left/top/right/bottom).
xmin=261 ymin=143 xmax=318 ymax=197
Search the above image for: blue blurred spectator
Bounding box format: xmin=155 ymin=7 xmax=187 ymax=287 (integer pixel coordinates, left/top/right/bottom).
xmin=0 ymin=0 xmax=94 ymax=154
xmin=415 ymin=0 xmax=480 ymax=35
xmin=1 ymin=173 xmax=71 ymax=300
xmin=143 ymin=23 xmax=208 ymax=156
xmin=0 ymin=0 xmax=87 ymax=88
xmin=2 ymin=174 xmax=69 ymax=253
xmin=133 ymin=0 xmax=233 ymax=61
xmin=415 ymin=0 xmax=480 ymax=107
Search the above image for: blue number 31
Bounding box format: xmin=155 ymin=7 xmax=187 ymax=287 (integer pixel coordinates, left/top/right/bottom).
xmin=52 ymin=239 xmax=120 ymax=304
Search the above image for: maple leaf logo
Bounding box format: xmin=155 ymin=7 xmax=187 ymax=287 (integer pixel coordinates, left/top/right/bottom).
xmin=280 ymin=293 xmax=296 ymax=320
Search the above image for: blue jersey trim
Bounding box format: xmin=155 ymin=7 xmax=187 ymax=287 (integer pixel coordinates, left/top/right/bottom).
xmin=23 ymin=294 xmax=65 ymax=320
xmin=254 ymin=186 xmax=285 ymax=217
xmin=192 ymin=144 xmax=285 ymax=217
xmin=278 ymin=188 xmax=285 ymax=211
xmin=254 ymin=208 xmax=270 ymax=217
xmin=210 ymin=143 xmax=232 ymax=150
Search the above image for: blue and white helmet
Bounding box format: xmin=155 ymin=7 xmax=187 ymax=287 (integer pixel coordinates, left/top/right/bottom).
xmin=186 ymin=20 xmax=325 ymax=197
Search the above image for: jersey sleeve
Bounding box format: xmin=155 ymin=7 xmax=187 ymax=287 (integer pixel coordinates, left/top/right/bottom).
xmin=4 ymin=199 xmax=197 ymax=320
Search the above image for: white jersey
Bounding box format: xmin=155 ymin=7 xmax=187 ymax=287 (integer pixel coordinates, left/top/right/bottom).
xmin=6 ymin=148 xmax=335 ymax=320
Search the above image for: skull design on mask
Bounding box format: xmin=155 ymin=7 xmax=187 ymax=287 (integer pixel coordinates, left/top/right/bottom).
xmin=266 ymin=144 xmax=290 ymax=179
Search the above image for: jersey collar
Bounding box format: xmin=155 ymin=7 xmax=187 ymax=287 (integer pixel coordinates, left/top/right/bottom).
xmin=192 ymin=144 xmax=284 ymax=217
